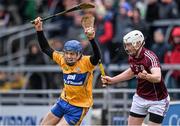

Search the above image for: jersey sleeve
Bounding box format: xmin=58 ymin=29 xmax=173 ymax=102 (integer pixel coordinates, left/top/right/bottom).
xmin=53 ymin=51 xmax=63 ymax=65
xmin=89 ymin=39 xmax=101 ymax=65
xmin=145 ymin=51 xmax=160 ymax=70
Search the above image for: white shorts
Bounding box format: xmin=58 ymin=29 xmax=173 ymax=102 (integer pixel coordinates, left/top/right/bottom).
xmin=130 ymin=93 xmax=170 ymax=117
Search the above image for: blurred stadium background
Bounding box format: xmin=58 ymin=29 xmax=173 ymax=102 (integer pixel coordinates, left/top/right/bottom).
xmin=0 ymin=0 xmax=180 ymax=125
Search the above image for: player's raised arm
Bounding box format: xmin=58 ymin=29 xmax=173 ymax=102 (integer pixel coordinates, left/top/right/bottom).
xmin=33 ymin=17 xmax=54 ymax=59
xmin=82 ymin=14 xmax=100 ymax=65
xmin=85 ymin=27 xmax=101 ymax=65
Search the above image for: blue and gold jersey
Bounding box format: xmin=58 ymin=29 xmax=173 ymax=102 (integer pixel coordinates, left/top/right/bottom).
xmin=53 ymin=51 xmax=95 ymax=107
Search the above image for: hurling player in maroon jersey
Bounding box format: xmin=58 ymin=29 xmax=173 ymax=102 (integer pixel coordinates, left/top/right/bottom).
xmin=101 ymin=30 xmax=170 ymax=126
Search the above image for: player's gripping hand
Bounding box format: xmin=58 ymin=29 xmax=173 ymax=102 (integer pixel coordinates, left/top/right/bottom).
xmin=137 ymin=70 xmax=148 ymax=80
xmin=101 ymin=75 xmax=114 ymax=85
xmin=84 ymin=27 xmax=95 ymax=40
xmin=33 ymin=17 xmax=43 ymax=31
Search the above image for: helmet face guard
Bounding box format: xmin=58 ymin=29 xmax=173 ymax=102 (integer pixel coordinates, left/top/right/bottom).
xmin=123 ymin=41 xmax=145 ymax=57
xmin=63 ymin=40 xmax=82 ymax=66
xmin=123 ymin=43 xmax=136 ymax=56
xmin=123 ymin=30 xmax=144 ymax=57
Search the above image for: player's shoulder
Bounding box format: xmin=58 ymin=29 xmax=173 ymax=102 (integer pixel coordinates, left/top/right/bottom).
xmin=53 ymin=51 xmax=63 ymax=56
xmin=144 ymin=48 xmax=160 ymax=64
xmin=54 ymin=50 xmax=63 ymax=55
xmin=81 ymin=55 xmax=90 ymax=60
xmin=144 ymin=48 xmax=158 ymax=58
xmin=53 ymin=51 xmax=63 ymax=60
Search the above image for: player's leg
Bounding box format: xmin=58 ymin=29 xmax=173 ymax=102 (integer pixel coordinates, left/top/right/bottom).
xmin=128 ymin=112 xmax=145 ymax=125
xmin=147 ymin=95 xmax=170 ymax=126
xmin=148 ymin=112 xmax=163 ymax=126
xmin=57 ymin=100 xmax=89 ymax=126
xmin=40 ymin=98 xmax=66 ymax=125
xmin=128 ymin=94 xmax=147 ymax=126
xmin=40 ymin=111 xmax=61 ymax=125
xmin=56 ymin=116 xmax=69 ymax=126
xmin=148 ymin=122 xmax=161 ymax=126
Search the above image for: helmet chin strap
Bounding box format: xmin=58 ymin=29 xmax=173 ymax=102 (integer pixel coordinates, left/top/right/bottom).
xmin=133 ymin=41 xmax=145 ymax=58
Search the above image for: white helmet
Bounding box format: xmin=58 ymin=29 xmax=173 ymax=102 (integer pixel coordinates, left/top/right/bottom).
xmin=123 ymin=30 xmax=144 ymax=47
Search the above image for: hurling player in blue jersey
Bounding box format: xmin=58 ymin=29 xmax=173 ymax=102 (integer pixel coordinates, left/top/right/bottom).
xmin=33 ymin=17 xmax=100 ymax=126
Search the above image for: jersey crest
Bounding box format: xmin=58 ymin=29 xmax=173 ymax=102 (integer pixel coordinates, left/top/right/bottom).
xmin=63 ymin=73 xmax=88 ymax=86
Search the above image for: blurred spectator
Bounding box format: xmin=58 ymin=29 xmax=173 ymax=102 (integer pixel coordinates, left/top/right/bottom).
xmin=49 ymin=0 xmax=77 ymax=37
xmin=130 ymin=7 xmax=148 ymax=37
xmin=2 ymin=0 xmax=22 ymax=25
xmin=36 ymin=0 xmax=48 ymax=16
xmin=131 ymin=7 xmax=152 ymax=49
xmin=50 ymin=38 xmax=64 ymax=52
xmin=151 ymin=28 xmax=169 ymax=63
xmin=159 ymin=0 xmax=179 ymax=19
xmin=129 ymin=0 xmax=138 ymax=8
xmin=0 ymin=71 xmax=8 ymax=90
xmin=145 ymin=0 xmax=159 ymax=22
xmin=65 ymin=12 xmax=83 ymax=41
xmin=79 ymin=33 xmax=92 ymax=55
xmin=25 ymin=41 xmax=47 ymax=89
xmin=164 ymin=26 xmax=180 ymax=89
xmin=146 ymin=0 xmax=179 ymax=22
xmin=81 ymin=0 xmax=94 ymax=3
xmin=95 ymin=2 xmax=113 ymax=64
xmin=25 ymin=42 xmax=46 ymax=65
xmin=8 ymin=72 xmax=25 ymax=89
xmin=0 ymin=72 xmax=25 ymax=91
xmin=113 ymin=1 xmax=132 ymax=44
xmin=175 ymin=0 xmax=180 ymax=17
xmin=112 ymin=1 xmax=132 ymax=63
xmin=48 ymin=37 xmax=64 ymax=65
xmin=134 ymin=0 xmax=147 ymax=19
xmin=18 ymin=0 xmax=37 ymax=23
xmin=103 ymin=0 xmax=117 ymax=42
xmin=48 ymin=38 xmax=64 ymax=89
xmin=103 ymin=0 xmax=116 ymax=22
xmin=0 ymin=4 xmax=10 ymax=29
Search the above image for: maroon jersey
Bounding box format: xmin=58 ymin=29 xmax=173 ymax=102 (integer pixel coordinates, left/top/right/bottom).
xmin=128 ymin=48 xmax=168 ymax=100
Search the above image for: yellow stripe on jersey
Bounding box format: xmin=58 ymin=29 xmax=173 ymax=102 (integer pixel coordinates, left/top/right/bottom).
xmin=53 ymin=51 xmax=95 ymax=107
xmin=75 ymin=108 xmax=89 ymax=126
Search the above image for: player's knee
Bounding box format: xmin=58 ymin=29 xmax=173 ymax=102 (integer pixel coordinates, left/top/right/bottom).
xmin=128 ymin=112 xmax=145 ymax=125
